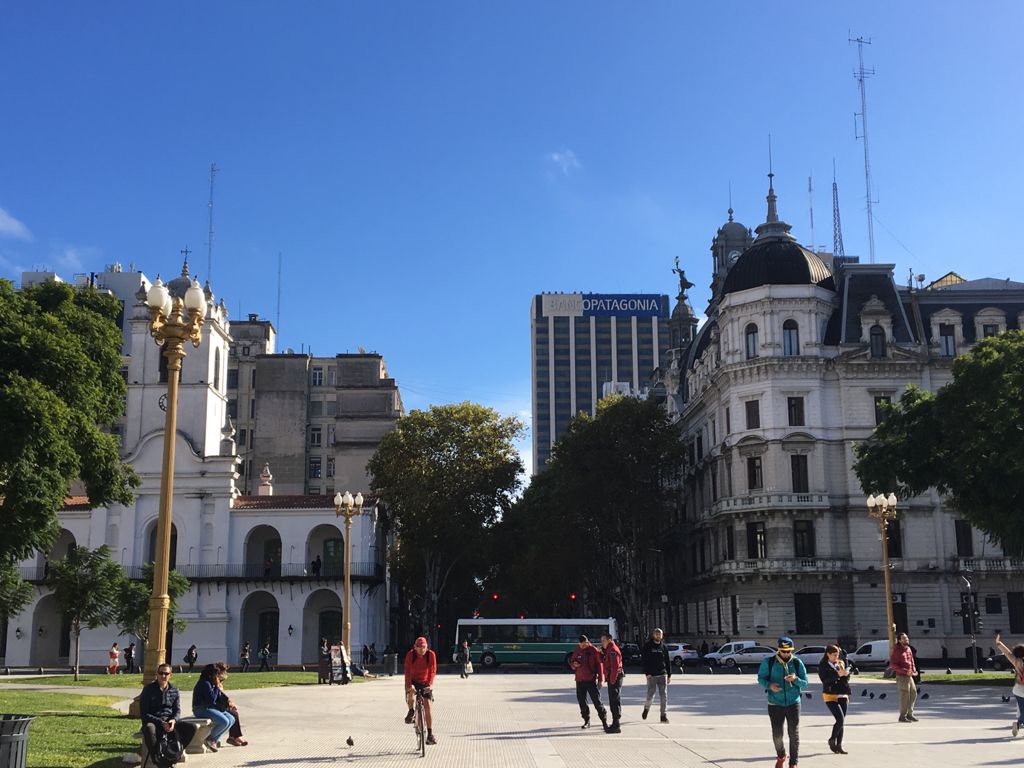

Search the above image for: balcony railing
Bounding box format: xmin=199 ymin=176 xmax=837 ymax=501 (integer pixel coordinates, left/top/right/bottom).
xmin=20 ymin=562 xmax=384 ymax=583
xmin=711 ymin=493 xmax=830 ymax=516
xmin=955 ymin=557 xmax=1024 ymax=574
xmin=715 ymin=557 xmax=851 ymax=575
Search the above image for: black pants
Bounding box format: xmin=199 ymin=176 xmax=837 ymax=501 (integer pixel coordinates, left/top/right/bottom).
xmin=240 ymin=658 xmax=250 ymax=672
xmin=258 ymin=658 xmax=270 ymax=672
xmin=607 ymin=677 xmax=622 ymax=724
xmin=125 ymin=657 xmax=135 ymax=674
xmin=767 ymin=704 xmax=800 ymax=764
xmin=825 ymin=698 xmax=847 ymax=747
xmin=142 ymin=721 xmax=198 ymax=764
xmin=229 ymin=709 xmax=244 ymax=740
xmin=575 ymin=681 xmax=606 ymax=723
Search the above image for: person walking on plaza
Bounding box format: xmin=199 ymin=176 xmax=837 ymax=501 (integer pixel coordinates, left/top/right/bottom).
xmin=140 ymin=664 xmax=198 ymax=760
xmin=600 ymin=632 xmax=623 ymax=733
xmin=257 ymin=642 xmax=272 ymax=672
xmin=994 ymin=632 xmax=1024 ymax=736
xmin=184 ymin=644 xmax=198 ymax=672
xmin=124 ymin=642 xmax=136 ymax=674
xmin=239 ymin=641 xmax=251 ymax=673
xmin=890 ymin=632 xmax=919 ymax=722
xmin=640 ymin=627 xmax=672 ymax=723
xmin=456 ymin=640 xmax=472 ymax=679
xmin=108 ymin=642 xmax=120 ymax=674
xmin=569 ymin=635 xmax=607 ymax=730
xmin=403 ymin=636 xmax=439 ymax=745
xmin=818 ymin=644 xmax=851 ymax=753
xmin=757 ymin=636 xmax=808 ymax=768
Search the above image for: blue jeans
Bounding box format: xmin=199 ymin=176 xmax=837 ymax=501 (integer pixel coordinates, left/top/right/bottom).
xmin=1015 ymin=695 xmax=1024 ymax=726
xmin=194 ymin=707 xmax=235 ymax=744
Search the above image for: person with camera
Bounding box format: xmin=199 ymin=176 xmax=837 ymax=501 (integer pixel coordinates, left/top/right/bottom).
xmin=757 ymin=637 xmax=808 ymax=768
xmin=818 ymin=644 xmax=851 ymax=753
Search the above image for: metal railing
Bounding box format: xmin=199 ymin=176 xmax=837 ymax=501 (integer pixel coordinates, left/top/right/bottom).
xmin=956 ymin=557 xmax=1024 ymax=574
xmin=20 ymin=562 xmax=384 ymax=583
xmin=715 ymin=557 xmax=850 ymax=575
xmin=711 ymin=493 xmax=829 ymax=516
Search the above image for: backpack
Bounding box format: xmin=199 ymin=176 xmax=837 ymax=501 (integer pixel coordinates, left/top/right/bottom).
xmin=147 ymin=730 xmax=183 ymax=768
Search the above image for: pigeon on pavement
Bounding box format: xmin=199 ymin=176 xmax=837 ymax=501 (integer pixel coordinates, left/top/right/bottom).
xmin=346 ymin=736 xmax=354 ymax=747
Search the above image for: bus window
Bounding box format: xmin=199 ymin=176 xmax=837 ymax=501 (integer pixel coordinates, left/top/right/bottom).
xmin=491 ymin=625 xmax=516 ymax=643
xmin=514 ymin=625 xmax=535 ymax=642
xmin=559 ymin=625 xmax=582 ymax=643
xmin=534 ymin=624 xmax=555 ymax=641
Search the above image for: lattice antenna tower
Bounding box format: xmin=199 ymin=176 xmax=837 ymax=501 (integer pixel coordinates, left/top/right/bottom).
xmin=850 ymin=35 xmax=876 ymax=263
xmin=807 ymin=175 xmax=815 ymax=251
xmin=276 ymin=252 xmax=282 ymax=333
xmin=832 ymin=159 xmax=846 ymax=259
xmin=206 ymin=163 xmax=219 ymax=281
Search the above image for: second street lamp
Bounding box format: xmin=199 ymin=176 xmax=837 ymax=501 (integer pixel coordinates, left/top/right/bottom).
xmin=866 ymin=492 xmax=899 ymax=653
xmin=142 ymin=266 xmax=206 ymax=682
xmin=333 ymin=490 xmax=367 ymax=654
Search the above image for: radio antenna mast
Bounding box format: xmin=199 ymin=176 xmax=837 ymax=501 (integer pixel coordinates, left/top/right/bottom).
xmin=850 ymin=35 xmax=876 ymax=263
xmin=276 ymin=252 xmax=282 ymax=333
xmin=832 ymin=159 xmax=846 ymax=259
xmin=808 ymin=175 xmax=815 ymax=251
xmin=206 ymin=163 xmax=219 ymax=281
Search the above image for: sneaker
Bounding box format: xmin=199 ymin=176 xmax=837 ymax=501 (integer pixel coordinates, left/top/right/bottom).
xmin=642 ymin=706 xmax=649 ymax=720
xmin=426 ymin=734 xmax=437 ymax=745
xmin=581 ymin=719 xmax=590 ymax=730
xmin=404 ymin=709 xmax=415 ymax=725
xmin=898 ymin=716 xmax=909 ymax=723
xmin=906 ymin=715 xmax=919 ymax=722
xmin=828 ymin=737 xmax=837 ymax=753
xmin=660 ymin=715 xmax=669 ymax=723
xmin=1013 ymin=721 xmax=1020 ymax=737
xmin=835 ymin=746 xmax=848 ymax=755
xmin=607 ymin=723 xmax=621 ymax=734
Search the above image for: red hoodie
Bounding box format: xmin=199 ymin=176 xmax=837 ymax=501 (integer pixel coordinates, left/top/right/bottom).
xmin=601 ymin=641 xmax=622 ymax=685
xmin=570 ymin=643 xmax=604 ymax=684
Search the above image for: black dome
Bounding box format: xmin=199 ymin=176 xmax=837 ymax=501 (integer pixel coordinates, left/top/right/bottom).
xmin=722 ymin=238 xmax=835 ymax=294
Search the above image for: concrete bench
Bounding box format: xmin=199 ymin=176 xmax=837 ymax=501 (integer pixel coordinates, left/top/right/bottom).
xmin=125 ymin=718 xmax=212 ymax=765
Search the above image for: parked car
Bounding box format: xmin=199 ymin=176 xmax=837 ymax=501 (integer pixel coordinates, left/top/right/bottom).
xmin=621 ymin=643 xmax=643 ymax=666
xmin=987 ymin=653 xmax=1014 ymax=672
xmin=705 ymin=640 xmax=758 ymax=665
xmin=794 ymin=645 xmax=827 ymax=663
xmin=847 ymin=640 xmax=891 ymax=669
xmin=719 ymin=645 xmax=777 ymax=668
xmin=665 ymin=642 xmax=699 ymax=668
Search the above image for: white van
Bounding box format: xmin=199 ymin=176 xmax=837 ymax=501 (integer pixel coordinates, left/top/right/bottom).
xmin=847 ymin=640 xmax=891 ymax=669
xmin=705 ymin=640 xmax=757 ymax=665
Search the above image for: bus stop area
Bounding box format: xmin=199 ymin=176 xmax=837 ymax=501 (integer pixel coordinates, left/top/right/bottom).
xmin=38 ymin=669 xmax=1013 ymax=767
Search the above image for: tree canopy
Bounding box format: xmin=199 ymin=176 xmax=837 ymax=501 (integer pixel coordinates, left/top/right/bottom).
xmin=46 ymin=545 xmax=126 ymax=679
xmin=491 ymin=395 xmax=685 ymax=634
xmin=367 ymin=402 xmax=524 ymax=645
xmin=0 ymin=279 xmax=138 ymax=566
xmin=116 ymin=562 xmax=191 ymax=646
xmin=854 ymin=331 xmax=1024 ymax=551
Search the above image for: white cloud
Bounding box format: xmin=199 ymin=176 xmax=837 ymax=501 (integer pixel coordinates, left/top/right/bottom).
xmin=544 ymin=149 xmax=582 ymax=178
xmin=53 ymin=246 xmax=87 ymax=273
xmin=0 ymin=208 xmax=32 ymax=241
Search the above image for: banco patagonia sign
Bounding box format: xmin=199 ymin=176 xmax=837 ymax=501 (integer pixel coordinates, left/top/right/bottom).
xmin=541 ymin=293 xmax=665 ymax=318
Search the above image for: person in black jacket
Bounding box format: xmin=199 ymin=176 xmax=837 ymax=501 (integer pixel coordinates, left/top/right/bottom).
xmin=817 ymin=644 xmax=852 ymax=754
xmin=140 ymin=664 xmax=197 ymax=758
xmin=640 ymin=628 xmax=672 ymax=723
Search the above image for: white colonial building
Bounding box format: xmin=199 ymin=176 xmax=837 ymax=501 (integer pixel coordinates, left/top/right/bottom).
xmin=2 ymin=263 xmax=390 ymax=669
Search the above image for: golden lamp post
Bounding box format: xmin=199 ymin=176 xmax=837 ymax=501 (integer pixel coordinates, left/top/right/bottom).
xmin=333 ymin=490 xmax=366 ymax=653
xmin=141 ymin=270 xmax=206 ymax=682
xmin=866 ymin=492 xmax=899 ymax=652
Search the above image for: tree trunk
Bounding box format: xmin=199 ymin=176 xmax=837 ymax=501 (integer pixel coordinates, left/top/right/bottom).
xmin=73 ymin=623 xmax=81 ymax=681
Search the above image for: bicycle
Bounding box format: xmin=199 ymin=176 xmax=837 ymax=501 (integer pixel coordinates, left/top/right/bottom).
xmin=412 ymin=686 xmax=431 ymax=757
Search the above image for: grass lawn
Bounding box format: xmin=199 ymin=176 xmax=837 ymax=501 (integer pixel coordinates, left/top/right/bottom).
xmin=6 ymin=670 xmax=365 ymax=689
xmin=0 ymin=691 xmax=137 ymax=768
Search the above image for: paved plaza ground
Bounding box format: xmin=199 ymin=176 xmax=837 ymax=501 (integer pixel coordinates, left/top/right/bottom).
xmin=5 ymin=669 xmax=1021 ymax=767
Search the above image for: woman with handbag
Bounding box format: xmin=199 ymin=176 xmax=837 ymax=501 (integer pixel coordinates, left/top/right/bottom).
xmin=818 ymin=645 xmax=851 ymax=753
xmin=456 ymin=640 xmax=472 ymax=679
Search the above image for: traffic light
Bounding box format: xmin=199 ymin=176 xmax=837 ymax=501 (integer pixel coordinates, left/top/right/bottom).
xmin=491 ymin=592 xmax=499 ymax=601
xmin=569 ymin=592 xmax=577 ymax=601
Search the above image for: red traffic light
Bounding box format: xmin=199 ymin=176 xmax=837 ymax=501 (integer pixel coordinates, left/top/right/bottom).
xmin=491 ymin=592 xmax=499 ymax=601
xmin=569 ymin=592 xmax=577 ymax=600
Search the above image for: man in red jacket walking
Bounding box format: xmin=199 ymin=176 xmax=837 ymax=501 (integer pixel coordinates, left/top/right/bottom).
xmin=889 ymin=632 xmax=918 ymax=723
xmin=569 ymin=635 xmax=607 ymax=730
xmin=600 ymin=632 xmax=623 ymax=733
xmin=403 ymin=636 xmax=438 ymax=745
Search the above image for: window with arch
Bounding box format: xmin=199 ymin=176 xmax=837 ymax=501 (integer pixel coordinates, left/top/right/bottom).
xmin=744 ymin=324 xmax=759 ymax=359
xmin=782 ymin=320 xmax=800 ymax=356
xmin=869 ymin=325 xmax=886 ymax=358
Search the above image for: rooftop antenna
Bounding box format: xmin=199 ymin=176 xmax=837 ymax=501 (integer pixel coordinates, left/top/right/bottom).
xmin=832 ymin=159 xmax=846 ymax=259
xmin=850 ymin=35 xmax=877 ymax=263
xmin=808 ymin=175 xmax=815 ymax=251
xmin=276 ymin=251 xmax=282 ymax=333
xmin=206 ymin=163 xmax=219 ymax=282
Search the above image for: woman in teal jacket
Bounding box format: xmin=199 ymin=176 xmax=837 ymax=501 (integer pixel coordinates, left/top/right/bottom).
xmin=757 ymin=637 xmax=809 ymax=768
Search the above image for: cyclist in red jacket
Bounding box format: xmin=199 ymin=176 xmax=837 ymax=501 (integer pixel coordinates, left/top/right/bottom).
xmin=403 ymin=636 xmax=438 ymax=745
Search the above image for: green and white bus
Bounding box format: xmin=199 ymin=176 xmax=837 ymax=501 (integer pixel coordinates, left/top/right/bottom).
xmin=455 ymin=617 xmax=618 ymax=669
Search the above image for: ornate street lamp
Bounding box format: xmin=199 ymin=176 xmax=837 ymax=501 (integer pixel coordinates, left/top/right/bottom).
xmin=141 ymin=268 xmax=206 ymax=681
xmin=866 ymin=492 xmax=899 ymax=652
xmin=333 ymin=490 xmax=366 ymax=653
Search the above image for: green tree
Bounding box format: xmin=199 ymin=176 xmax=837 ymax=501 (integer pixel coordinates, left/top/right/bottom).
xmin=116 ymin=563 xmax=191 ymax=650
xmin=0 ymin=562 xmax=33 ymax=625
xmin=492 ymin=395 xmax=685 ymax=635
xmin=0 ymin=279 xmax=138 ymax=566
xmin=46 ymin=545 xmax=126 ymax=680
xmin=367 ymin=402 xmax=524 ymax=646
xmin=854 ymin=331 xmax=1024 ymax=550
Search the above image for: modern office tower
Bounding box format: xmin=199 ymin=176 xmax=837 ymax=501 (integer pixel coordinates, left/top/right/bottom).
xmin=531 ymin=292 xmax=670 ymax=471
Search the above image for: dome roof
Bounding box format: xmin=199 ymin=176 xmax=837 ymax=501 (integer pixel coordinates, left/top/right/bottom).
xmin=722 ymin=238 xmax=835 ymax=294
xmin=717 ymin=208 xmax=749 ymax=241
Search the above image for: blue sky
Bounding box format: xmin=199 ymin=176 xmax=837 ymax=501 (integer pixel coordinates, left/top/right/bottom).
xmin=2 ymin=3 xmax=1021 ymax=475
